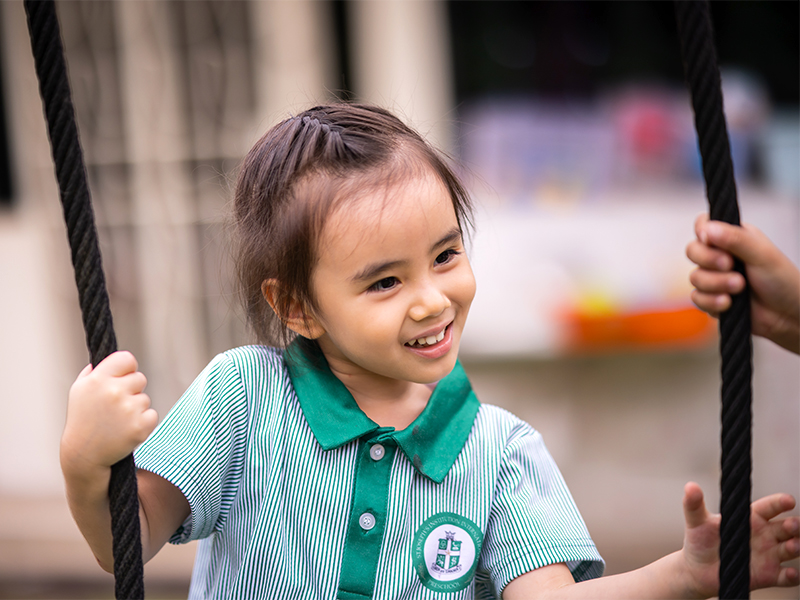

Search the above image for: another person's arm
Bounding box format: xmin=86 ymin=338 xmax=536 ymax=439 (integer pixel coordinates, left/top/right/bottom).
xmin=686 ymin=214 xmax=799 ymax=354
xmin=60 ymin=351 xmax=189 ymax=571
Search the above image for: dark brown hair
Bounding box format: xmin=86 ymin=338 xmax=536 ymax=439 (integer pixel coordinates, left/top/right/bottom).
xmin=233 ymin=103 xmax=473 ymax=346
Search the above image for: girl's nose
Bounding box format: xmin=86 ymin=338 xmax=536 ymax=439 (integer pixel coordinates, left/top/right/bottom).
xmin=409 ymin=282 xmax=451 ymax=322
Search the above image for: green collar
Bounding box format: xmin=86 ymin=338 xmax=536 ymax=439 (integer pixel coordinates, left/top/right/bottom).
xmin=284 ymin=341 xmax=480 ymax=484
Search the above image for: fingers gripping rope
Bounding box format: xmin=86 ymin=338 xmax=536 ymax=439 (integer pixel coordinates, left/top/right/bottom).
xmin=23 ymin=2 xmax=145 ymax=598
xmin=675 ymin=2 xmax=753 ymax=598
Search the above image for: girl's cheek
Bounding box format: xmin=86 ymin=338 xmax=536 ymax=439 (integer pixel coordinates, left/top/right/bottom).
xmin=457 ymin=266 xmax=477 ymax=305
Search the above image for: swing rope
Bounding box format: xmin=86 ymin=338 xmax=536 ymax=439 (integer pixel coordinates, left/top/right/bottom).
xmin=674 ymin=1 xmax=753 ymax=598
xmin=23 ymin=1 xmax=145 ymax=598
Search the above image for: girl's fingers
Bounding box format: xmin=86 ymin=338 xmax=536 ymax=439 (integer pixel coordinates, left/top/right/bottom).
xmin=94 ymin=350 xmax=139 ymax=377
xmin=776 ymin=566 xmax=800 ymax=587
xmin=141 ymin=406 xmax=158 ymax=430
xmin=683 ymin=482 xmax=709 ymax=529
xmin=786 ymin=516 xmax=800 ymax=537
xmin=124 ymin=396 xmax=158 ymax=445
xmin=774 ymin=517 xmax=800 ymax=544
xmin=776 ymin=535 xmax=800 ymax=562
xmin=133 ymin=403 xmax=159 ymax=443
xmin=752 ymin=493 xmax=796 ymax=522
xmin=130 ymin=389 xmax=152 ymax=408
xmin=85 ymin=352 xmax=147 ymax=394
xmin=121 ymin=371 xmax=148 ymax=394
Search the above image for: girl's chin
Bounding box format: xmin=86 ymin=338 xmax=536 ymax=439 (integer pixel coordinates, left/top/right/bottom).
xmin=411 ymin=353 xmax=459 ymax=385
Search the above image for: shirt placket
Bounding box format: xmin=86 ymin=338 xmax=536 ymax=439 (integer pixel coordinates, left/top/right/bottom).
xmin=336 ymin=429 xmax=397 ymax=600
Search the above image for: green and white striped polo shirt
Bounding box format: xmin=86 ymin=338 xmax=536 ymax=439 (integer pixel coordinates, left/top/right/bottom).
xmin=134 ymin=343 xmax=603 ymax=599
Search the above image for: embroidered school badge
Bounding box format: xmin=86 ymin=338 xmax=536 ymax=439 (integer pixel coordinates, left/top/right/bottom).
xmin=412 ymin=512 xmax=482 ymax=592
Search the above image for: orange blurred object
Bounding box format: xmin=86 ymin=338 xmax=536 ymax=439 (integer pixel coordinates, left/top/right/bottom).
xmin=563 ymin=306 xmax=717 ymax=353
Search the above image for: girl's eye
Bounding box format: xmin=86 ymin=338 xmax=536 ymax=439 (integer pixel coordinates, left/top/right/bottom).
xmin=435 ymin=249 xmax=459 ymax=265
xmin=369 ymin=277 xmax=398 ymax=292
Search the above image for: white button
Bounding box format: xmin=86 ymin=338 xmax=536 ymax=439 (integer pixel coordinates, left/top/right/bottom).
xmin=369 ymin=444 xmax=385 ymax=461
xmin=359 ymin=512 xmax=376 ymax=530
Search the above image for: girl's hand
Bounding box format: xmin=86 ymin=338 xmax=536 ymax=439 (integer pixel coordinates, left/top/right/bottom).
xmin=61 ymin=351 xmax=158 ymax=478
xmin=681 ymin=482 xmax=800 ymax=597
xmin=686 ymin=214 xmax=800 ymax=354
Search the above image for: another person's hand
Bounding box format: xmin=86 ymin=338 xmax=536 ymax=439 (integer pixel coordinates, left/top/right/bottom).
xmin=687 ymin=214 xmax=800 ymax=354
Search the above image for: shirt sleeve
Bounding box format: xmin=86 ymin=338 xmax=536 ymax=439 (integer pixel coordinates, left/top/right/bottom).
xmin=479 ymin=423 xmax=604 ymax=595
xmin=134 ymin=352 xmax=251 ymax=544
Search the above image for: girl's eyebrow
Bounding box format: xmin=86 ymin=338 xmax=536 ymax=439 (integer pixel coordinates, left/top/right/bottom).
xmin=351 ymin=260 xmax=405 ymax=284
xmin=434 ymin=228 xmax=463 ymax=251
xmin=350 ymin=227 xmax=463 ymax=284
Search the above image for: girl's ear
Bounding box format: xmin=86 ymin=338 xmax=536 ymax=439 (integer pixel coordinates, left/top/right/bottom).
xmin=261 ymin=279 xmax=326 ymax=339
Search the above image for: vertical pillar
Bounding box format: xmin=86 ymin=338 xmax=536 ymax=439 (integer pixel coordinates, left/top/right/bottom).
xmin=348 ymin=0 xmax=455 ymax=151
xmin=251 ymin=0 xmax=337 ymax=127
xmin=114 ymin=2 xmax=206 ymax=410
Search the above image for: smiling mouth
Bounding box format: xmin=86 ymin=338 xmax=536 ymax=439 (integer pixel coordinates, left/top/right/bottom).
xmin=406 ymin=325 xmax=448 ymax=348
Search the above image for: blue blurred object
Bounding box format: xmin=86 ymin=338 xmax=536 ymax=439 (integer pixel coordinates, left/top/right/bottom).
xmin=761 ymin=110 xmax=800 ymax=199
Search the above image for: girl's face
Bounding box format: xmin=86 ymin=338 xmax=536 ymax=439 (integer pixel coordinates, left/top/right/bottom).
xmin=305 ymin=169 xmax=476 ymax=387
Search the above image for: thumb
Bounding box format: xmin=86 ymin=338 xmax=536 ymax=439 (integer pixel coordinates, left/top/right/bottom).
xmin=684 ymin=482 xmax=709 ymax=529
xmin=76 ymin=363 xmax=93 ymax=379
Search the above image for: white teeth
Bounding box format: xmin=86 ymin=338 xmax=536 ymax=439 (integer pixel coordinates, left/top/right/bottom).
xmin=409 ymin=327 xmax=447 ymax=347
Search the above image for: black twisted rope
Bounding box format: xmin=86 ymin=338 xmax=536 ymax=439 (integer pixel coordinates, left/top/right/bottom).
xmin=23 ymin=2 xmax=145 ymax=598
xmin=674 ymin=2 xmax=753 ymax=598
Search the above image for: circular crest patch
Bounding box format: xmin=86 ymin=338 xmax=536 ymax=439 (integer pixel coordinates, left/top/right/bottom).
xmin=412 ymin=512 xmax=483 ymax=592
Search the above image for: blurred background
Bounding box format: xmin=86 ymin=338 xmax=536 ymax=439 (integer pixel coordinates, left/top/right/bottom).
xmin=0 ymin=1 xmax=797 ymax=598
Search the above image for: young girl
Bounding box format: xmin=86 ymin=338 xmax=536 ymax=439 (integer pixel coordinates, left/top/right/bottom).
xmin=62 ymin=104 xmax=799 ymax=599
